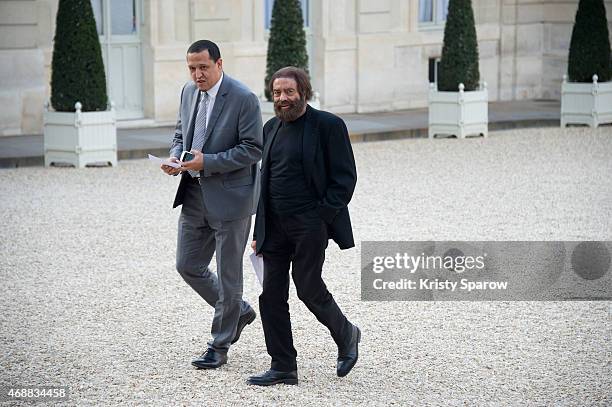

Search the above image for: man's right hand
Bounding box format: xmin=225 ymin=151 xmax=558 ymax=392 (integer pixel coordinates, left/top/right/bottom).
xmin=251 ymin=240 xmax=257 ymax=252
xmin=161 ymin=157 xmax=181 ymax=176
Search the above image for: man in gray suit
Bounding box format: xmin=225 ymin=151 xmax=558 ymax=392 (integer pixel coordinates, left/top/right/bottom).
xmin=161 ymin=40 xmax=263 ymax=369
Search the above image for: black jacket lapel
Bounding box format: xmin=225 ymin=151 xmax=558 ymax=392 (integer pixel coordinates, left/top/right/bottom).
xmin=261 ymin=119 xmax=282 ymax=179
xmin=302 ymin=106 xmax=319 ymax=187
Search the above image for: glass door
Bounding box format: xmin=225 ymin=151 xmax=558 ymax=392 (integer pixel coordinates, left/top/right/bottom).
xmin=92 ymin=0 xmax=144 ymax=120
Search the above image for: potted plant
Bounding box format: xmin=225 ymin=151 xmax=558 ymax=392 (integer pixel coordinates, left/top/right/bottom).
xmin=561 ymin=0 xmax=612 ymax=128
xmin=44 ymin=0 xmax=117 ymax=167
xmin=261 ymin=0 xmax=319 ymax=113
xmin=428 ymin=0 xmax=487 ymax=139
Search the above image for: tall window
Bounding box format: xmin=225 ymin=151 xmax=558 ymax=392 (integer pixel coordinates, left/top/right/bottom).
xmin=264 ymin=0 xmax=309 ymax=29
xmin=428 ymin=57 xmax=441 ymax=84
xmin=91 ymin=0 xmax=138 ymax=35
xmin=419 ymin=0 xmax=449 ymax=25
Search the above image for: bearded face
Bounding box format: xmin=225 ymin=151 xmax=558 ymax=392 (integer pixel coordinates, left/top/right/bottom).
xmin=274 ymin=96 xmax=306 ymax=122
xmin=272 ymin=77 xmax=307 ymax=122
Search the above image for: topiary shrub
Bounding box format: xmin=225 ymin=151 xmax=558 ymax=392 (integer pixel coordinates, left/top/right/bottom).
xmin=51 ymin=0 xmax=108 ymax=112
xmin=567 ymin=0 xmax=611 ymax=83
xmin=437 ymin=0 xmax=480 ymax=92
xmin=264 ymin=0 xmax=309 ymax=100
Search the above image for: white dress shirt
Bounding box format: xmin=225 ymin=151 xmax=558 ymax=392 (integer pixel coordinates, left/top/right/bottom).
xmin=201 ymin=72 xmax=223 ymax=129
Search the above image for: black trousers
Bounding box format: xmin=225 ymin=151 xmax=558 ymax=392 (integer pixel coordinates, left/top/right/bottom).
xmin=259 ymin=209 xmax=352 ymax=372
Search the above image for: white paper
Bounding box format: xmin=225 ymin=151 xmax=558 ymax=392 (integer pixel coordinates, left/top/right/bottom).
xmin=249 ymin=252 xmax=264 ymax=287
xmin=148 ymin=154 xmax=181 ymax=168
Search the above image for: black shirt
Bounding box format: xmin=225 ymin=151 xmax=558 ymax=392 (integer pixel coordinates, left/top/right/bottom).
xmin=268 ymin=114 xmax=317 ymax=215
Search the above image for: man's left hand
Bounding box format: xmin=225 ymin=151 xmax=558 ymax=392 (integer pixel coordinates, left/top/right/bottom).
xmin=179 ymin=150 xmax=204 ymax=172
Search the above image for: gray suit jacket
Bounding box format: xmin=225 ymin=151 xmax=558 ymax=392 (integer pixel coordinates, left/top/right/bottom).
xmin=169 ymin=74 xmax=263 ymax=221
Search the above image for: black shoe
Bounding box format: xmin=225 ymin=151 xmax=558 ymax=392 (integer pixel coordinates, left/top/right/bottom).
xmin=191 ymin=349 xmax=228 ymax=369
xmin=337 ymin=325 xmax=361 ymax=377
xmin=232 ymin=308 xmax=256 ymax=344
xmin=246 ymin=369 xmax=299 ymax=386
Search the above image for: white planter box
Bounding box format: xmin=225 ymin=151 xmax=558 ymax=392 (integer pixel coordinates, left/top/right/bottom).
xmin=428 ymin=82 xmax=488 ymax=139
xmin=561 ymin=74 xmax=612 ymax=127
xmin=44 ymin=102 xmax=117 ymax=168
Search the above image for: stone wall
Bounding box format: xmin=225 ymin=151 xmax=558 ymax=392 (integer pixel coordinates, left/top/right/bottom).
xmin=0 ymin=0 xmax=55 ymax=136
xmin=2 ymin=0 xmax=611 ymax=135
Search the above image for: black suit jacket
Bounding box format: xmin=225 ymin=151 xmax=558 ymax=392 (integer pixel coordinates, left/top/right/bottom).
xmin=253 ymin=105 xmax=357 ymax=253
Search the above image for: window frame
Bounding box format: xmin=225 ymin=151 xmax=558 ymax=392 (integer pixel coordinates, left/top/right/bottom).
xmin=428 ymin=57 xmax=441 ymax=85
xmin=264 ymin=0 xmax=310 ymax=30
xmin=418 ymin=0 xmax=449 ymax=29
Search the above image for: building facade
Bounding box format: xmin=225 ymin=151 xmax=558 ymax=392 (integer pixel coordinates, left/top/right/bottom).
xmin=1 ymin=0 xmax=611 ymax=136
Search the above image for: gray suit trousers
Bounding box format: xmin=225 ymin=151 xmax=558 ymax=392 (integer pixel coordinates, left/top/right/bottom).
xmin=176 ymin=181 xmax=252 ymax=353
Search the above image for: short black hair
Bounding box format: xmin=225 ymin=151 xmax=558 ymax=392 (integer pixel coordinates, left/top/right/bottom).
xmin=187 ymin=40 xmax=221 ymax=62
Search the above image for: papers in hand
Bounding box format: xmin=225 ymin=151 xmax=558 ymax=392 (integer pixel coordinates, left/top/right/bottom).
xmin=148 ymin=154 xmax=181 ymax=168
xmin=249 ymin=252 xmax=264 ymax=287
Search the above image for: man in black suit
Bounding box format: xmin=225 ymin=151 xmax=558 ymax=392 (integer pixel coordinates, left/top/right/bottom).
xmin=247 ymin=67 xmax=360 ymax=386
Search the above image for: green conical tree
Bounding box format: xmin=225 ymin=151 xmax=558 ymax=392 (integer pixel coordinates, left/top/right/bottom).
xmin=264 ymin=0 xmax=309 ymax=100
xmin=51 ymin=0 xmax=108 ymax=112
xmin=568 ymin=0 xmax=611 ymax=83
xmin=437 ymin=0 xmax=480 ymax=91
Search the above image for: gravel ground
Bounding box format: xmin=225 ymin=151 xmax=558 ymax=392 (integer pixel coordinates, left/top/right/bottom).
xmin=1 ymin=127 xmax=611 ymax=406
